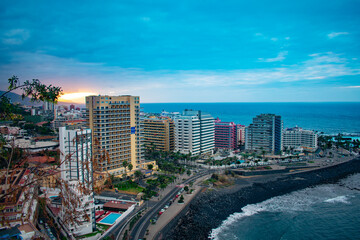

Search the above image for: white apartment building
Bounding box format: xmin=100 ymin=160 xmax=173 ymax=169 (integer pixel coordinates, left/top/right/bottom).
xmin=59 ymin=127 xmax=95 ymax=236
xmin=174 ymin=110 xmax=214 ymax=155
xmin=283 ymin=127 xmax=318 ymax=149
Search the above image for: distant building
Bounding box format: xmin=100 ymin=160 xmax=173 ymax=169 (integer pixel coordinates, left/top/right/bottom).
xmin=214 ymin=118 xmax=237 ymax=150
xmin=237 ymin=124 xmax=246 ymax=146
xmin=283 ymin=127 xmax=318 ymax=149
xmin=43 ymin=101 xmax=55 ymax=112
xmin=4 ymin=138 xmax=58 ymax=153
xmin=245 ymin=114 xmax=283 ymax=154
xmin=59 ymin=127 xmax=95 ymax=236
xmin=143 ymin=116 xmax=175 ymax=152
xmin=174 ymin=109 xmax=214 ymax=155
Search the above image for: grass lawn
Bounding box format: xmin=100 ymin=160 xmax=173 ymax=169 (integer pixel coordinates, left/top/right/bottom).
xmin=115 ymin=180 xmax=144 ymax=194
xmin=97 ymin=223 xmax=110 ymax=231
xmin=77 ymin=231 xmax=100 ymax=239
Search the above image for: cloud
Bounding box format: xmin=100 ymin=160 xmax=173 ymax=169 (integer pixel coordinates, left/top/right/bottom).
xmin=258 ymin=51 xmax=288 ymax=62
xmin=2 ymin=29 xmax=30 ymax=45
xmin=327 ymin=32 xmax=349 ymax=39
xmin=1 ymin=51 xmax=359 ymax=102
xmin=340 ymin=86 xmax=360 ymax=88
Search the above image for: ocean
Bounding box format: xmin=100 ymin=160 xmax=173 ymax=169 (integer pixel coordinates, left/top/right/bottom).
xmin=209 ymin=173 xmax=360 ymax=240
xmin=142 ymin=102 xmax=360 ymax=135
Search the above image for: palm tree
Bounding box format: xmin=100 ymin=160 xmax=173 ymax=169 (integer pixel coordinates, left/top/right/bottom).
xmin=147 ymin=164 xmax=153 ymax=171
xmin=122 ymin=160 xmax=129 ymax=177
xmin=128 ymin=163 xmax=133 ymax=174
xmin=134 ymin=170 xmax=143 ymax=184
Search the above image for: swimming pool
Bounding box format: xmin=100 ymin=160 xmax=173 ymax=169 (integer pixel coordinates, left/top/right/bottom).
xmin=98 ymin=213 xmax=122 ymax=225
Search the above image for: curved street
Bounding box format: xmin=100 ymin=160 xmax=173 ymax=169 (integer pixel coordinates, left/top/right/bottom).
xmin=128 ymin=170 xmax=211 ymax=240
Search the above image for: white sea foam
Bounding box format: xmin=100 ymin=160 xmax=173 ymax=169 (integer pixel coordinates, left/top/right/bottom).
xmin=208 ymin=204 xmax=264 ymax=239
xmin=324 ymin=196 xmax=349 ymax=204
xmin=209 ymin=174 xmax=360 ymax=240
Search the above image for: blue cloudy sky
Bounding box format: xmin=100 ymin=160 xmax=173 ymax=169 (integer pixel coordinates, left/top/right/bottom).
xmin=0 ymin=0 xmax=360 ymax=102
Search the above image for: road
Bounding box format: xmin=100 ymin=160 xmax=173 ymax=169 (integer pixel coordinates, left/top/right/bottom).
xmin=129 ymin=170 xmax=211 ymax=240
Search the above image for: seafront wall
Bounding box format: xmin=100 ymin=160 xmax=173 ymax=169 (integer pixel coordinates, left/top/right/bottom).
xmin=162 ymin=157 xmax=360 ymax=240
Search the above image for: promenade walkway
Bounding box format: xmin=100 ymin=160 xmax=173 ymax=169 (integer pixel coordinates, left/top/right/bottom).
xmin=145 ymin=174 xmax=209 ymax=240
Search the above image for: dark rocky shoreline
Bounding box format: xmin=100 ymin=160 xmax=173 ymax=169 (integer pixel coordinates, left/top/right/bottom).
xmin=161 ymin=157 xmax=360 ymax=240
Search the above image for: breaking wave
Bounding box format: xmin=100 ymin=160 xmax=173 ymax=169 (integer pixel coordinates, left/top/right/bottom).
xmin=209 ymin=173 xmax=360 ymax=240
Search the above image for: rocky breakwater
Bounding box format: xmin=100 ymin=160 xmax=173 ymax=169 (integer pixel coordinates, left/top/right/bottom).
xmin=163 ymin=157 xmax=360 ymax=240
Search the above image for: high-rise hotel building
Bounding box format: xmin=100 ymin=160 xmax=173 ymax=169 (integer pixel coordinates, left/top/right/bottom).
xmin=86 ymin=95 xmax=142 ymax=176
xmin=143 ymin=116 xmax=175 ymax=152
xmin=174 ymin=110 xmax=214 ymax=155
xmin=214 ymin=118 xmax=238 ymax=150
xmin=245 ymin=114 xmax=283 ymax=154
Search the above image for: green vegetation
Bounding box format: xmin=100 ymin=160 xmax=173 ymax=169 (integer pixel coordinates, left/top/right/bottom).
xmin=141 ymin=174 xmax=176 ymax=200
xmin=115 ymin=180 xmax=144 ymax=194
xmin=203 ymin=173 xmax=234 ymax=187
xmin=23 ymin=115 xmax=43 ymax=123
xmin=23 ymin=122 xmax=54 ymax=135
xmin=204 ymin=156 xmax=238 ymax=166
xmin=1 ymin=76 xmax=62 ymax=121
xmin=146 ymin=174 xmax=176 ymax=188
xmin=318 ymin=134 xmax=360 ymax=152
xmin=129 ymin=211 xmax=144 ymax=230
xmin=147 ymin=164 xmax=153 ymax=170
xmin=203 ymin=174 xmax=218 ymax=185
xmin=77 ymin=230 xmax=100 ymax=239
xmin=178 ymin=195 xmax=184 ymax=203
xmin=145 ymin=146 xmax=190 ymax=174
xmin=76 ymin=223 xmax=110 ymax=239
xmin=142 ymin=186 xmax=157 ymax=200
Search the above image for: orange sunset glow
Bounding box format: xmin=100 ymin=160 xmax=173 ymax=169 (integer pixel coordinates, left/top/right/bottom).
xmin=59 ymin=92 xmax=97 ymax=103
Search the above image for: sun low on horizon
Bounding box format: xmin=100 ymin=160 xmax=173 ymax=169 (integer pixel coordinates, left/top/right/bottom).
xmin=59 ymin=92 xmax=97 ymax=104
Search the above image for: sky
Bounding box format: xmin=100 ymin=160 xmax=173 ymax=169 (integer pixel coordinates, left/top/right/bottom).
xmin=0 ymin=0 xmax=360 ymax=103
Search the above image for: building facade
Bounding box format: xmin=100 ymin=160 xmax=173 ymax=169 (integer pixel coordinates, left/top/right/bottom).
xmin=86 ymin=95 xmax=143 ymax=176
xmin=214 ymin=118 xmax=237 ymax=150
xmin=245 ymin=114 xmax=283 ymax=154
xmin=283 ymin=127 xmax=318 ymax=149
xmin=59 ymin=127 xmax=95 ymax=236
xmin=0 ymin=169 xmax=38 ymax=230
xmin=174 ymin=110 xmax=214 ymax=155
xmin=237 ymin=124 xmax=246 ymax=146
xmin=143 ymin=116 xmax=175 ymax=152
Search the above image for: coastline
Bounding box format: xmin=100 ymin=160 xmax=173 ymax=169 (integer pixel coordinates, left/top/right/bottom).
xmin=161 ymin=156 xmax=360 ymax=240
